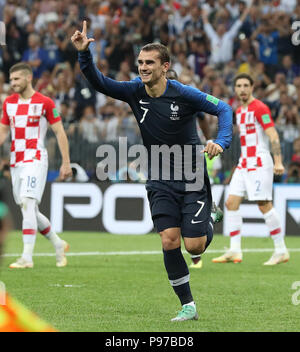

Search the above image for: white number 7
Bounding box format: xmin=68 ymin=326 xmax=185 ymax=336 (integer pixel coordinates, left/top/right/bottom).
xmin=195 ymin=201 xmax=205 ymax=217
xmin=140 ymin=107 xmax=149 ymax=123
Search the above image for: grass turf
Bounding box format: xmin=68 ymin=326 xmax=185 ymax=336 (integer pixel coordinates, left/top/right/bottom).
xmin=1 ymin=231 xmax=300 ymax=332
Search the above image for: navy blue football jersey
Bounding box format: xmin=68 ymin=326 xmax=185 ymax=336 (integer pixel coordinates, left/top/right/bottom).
xmin=78 ymin=49 xmax=233 ymax=180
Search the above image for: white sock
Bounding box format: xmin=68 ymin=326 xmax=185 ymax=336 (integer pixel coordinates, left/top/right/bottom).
xmin=36 ymin=207 xmax=63 ymax=248
xmin=21 ymin=198 xmax=37 ymax=262
xmin=228 ymin=210 xmax=243 ymax=252
xmin=22 ymin=237 xmax=36 ymax=262
xmin=184 ymin=301 xmax=196 ymax=308
xmin=263 ymin=208 xmax=287 ymax=254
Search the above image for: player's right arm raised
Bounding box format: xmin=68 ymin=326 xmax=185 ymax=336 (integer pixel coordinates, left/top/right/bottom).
xmin=72 ymin=21 xmax=139 ymax=102
xmin=71 ymin=20 xmax=95 ymax=52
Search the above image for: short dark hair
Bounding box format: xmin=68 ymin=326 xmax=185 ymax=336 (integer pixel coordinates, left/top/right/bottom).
xmin=140 ymin=43 xmax=170 ymax=64
xmin=234 ymin=73 xmax=254 ymax=86
xmin=9 ymin=62 xmax=33 ymax=75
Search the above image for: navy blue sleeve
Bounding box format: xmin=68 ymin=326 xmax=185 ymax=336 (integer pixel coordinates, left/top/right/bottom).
xmin=78 ymin=49 xmax=141 ymax=102
xmin=176 ymin=82 xmax=233 ymax=150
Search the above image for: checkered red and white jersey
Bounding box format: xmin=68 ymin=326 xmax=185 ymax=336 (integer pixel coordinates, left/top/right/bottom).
xmin=235 ymin=99 xmax=274 ymax=171
xmin=1 ymin=92 xmax=61 ymax=167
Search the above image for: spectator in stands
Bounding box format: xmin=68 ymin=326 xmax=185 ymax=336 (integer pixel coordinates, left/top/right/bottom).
xmin=251 ymin=61 xmax=272 ymax=90
xmin=59 ymin=100 xmax=76 ymax=132
xmin=172 ymin=51 xmax=191 ymax=78
xmin=272 ymin=91 xmax=293 ymax=121
xmin=22 ymin=33 xmax=49 ymax=79
xmin=202 ymin=3 xmax=250 ymax=66
xmin=0 ymin=72 xmax=10 ymax=105
xmin=79 ymin=105 xmax=105 ymax=144
xmin=291 ymin=137 xmax=300 ymax=165
xmin=99 ymin=99 xmax=122 ymax=143
xmin=73 ymin=62 xmax=97 ymax=120
xmin=278 ymin=55 xmax=300 ymax=84
xmin=199 ymin=65 xmax=219 ymax=94
xmin=187 ymin=39 xmax=208 ymax=79
xmin=3 ymin=20 xmax=26 ymax=71
xmin=276 ymin=104 xmax=300 ymax=163
xmin=250 ymin=12 xmax=290 ymax=78
xmin=183 ymin=4 xmax=204 ymax=42
xmin=104 ymin=23 xmax=134 ymax=77
xmin=116 ymin=61 xmax=137 ymax=82
xmin=59 ymin=22 xmax=79 ymax=68
xmin=286 ymin=137 xmax=300 ymax=182
xmin=264 ymin=72 xmax=297 ymax=104
xmin=89 ymin=27 xmax=107 ymax=63
xmin=170 ymin=0 xmax=192 ymax=39
xmin=51 ymin=62 xmax=74 ymax=110
xmin=43 ymin=14 xmax=62 ymax=71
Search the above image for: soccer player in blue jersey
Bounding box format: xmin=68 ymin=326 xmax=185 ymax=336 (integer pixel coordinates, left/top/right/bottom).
xmin=72 ymin=21 xmax=233 ymax=322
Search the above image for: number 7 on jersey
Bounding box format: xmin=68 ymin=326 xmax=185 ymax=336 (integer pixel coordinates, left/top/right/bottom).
xmin=140 ymin=107 xmax=149 ymax=123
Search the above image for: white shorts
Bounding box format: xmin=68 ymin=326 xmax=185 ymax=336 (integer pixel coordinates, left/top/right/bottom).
xmin=10 ymin=162 xmax=48 ymax=205
xmin=229 ymin=167 xmax=273 ymax=201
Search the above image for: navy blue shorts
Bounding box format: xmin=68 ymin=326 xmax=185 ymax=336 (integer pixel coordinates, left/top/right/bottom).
xmin=146 ymin=174 xmax=213 ymax=239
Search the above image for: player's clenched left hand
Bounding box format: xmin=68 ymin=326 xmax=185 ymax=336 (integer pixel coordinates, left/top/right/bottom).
xmin=274 ymin=162 xmax=285 ymax=176
xmin=202 ymin=142 xmax=223 ymax=160
xmin=59 ymin=163 xmax=73 ymax=181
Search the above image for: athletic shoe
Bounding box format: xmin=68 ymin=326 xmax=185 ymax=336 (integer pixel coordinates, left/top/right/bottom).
xmin=211 ymin=202 xmax=223 ymax=223
xmin=9 ymin=257 xmax=34 ymax=269
xmin=190 ymin=258 xmax=203 ymax=269
xmin=263 ymin=251 xmax=290 ymax=266
xmin=56 ymin=240 xmax=69 ymax=267
xmin=212 ymin=251 xmax=242 ymax=263
xmin=171 ymin=304 xmax=199 ymax=322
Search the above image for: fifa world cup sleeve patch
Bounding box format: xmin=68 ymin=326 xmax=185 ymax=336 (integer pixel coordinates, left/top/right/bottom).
xmin=53 ymin=108 xmax=60 ymax=119
xmin=206 ymin=95 xmax=219 ymax=105
xmin=262 ymin=113 xmax=271 ymax=125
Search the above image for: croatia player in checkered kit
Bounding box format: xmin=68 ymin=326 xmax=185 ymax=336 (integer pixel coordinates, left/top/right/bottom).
xmin=213 ymin=73 xmax=289 ymax=265
xmin=0 ymin=63 xmax=72 ymax=268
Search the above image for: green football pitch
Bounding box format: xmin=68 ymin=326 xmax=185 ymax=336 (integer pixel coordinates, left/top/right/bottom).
xmin=1 ymin=231 xmax=300 ymax=332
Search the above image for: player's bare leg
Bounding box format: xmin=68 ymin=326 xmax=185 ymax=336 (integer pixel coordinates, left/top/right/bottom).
xmin=190 ymin=202 xmax=223 ymax=268
xmin=212 ymin=195 xmax=243 ymax=263
xmin=159 ymin=227 xmax=198 ymax=321
xmin=258 ymin=201 xmax=289 ymax=265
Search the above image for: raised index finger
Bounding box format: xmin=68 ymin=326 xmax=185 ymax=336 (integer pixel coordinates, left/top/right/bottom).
xmin=82 ymin=20 xmax=87 ymax=35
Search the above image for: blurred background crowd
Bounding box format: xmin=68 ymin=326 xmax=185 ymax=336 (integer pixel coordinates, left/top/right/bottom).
xmin=0 ymin=0 xmax=300 ymax=184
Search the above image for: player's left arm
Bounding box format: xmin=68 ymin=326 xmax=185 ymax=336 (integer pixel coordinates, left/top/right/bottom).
xmin=183 ymin=86 xmax=233 ymax=159
xmin=44 ymin=98 xmax=72 ymax=180
xmin=264 ymin=126 xmax=285 ymax=175
xmin=256 ymin=104 xmax=285 ymax=175
xmin=51 ymin=121 xmax=72 ymax=180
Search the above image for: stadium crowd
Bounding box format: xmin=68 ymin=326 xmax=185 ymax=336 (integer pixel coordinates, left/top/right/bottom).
xmin=0 ymin=0 xmax=300 ymax=183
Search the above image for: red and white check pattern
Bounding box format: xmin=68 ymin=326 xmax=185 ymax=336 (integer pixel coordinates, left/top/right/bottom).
xmin=1 ymin=92 xmax=61 ymax=167
xmin=236 ymin=99 xmax=274 ymax=171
